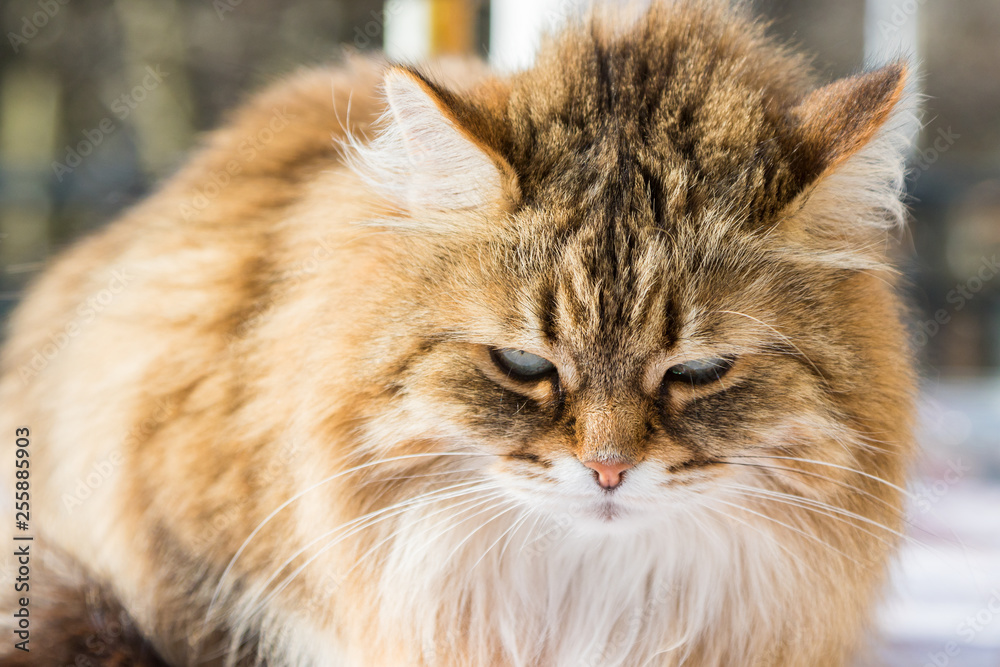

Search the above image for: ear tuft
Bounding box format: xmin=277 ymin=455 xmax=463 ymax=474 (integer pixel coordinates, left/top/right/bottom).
xmin=346 ymin=67 xmax=512 ymax=221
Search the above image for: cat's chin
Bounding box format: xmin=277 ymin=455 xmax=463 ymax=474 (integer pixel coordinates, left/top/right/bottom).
xmin=556 ymin=497 xmax=666 ymax=534
xmin=586 ymin=499 xmax=632 ymax=522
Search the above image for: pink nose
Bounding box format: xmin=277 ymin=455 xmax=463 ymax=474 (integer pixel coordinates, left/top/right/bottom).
xmin=582 ymin=460 xmax=633 ymax=489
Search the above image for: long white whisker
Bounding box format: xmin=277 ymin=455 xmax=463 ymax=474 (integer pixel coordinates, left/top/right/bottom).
xmin=718 ymin=459 xmax=907 ymax=518
xmin=206 ymin=451 xmax=493 ymax=624
xmin=248 ymin=488 xmax=509 ymax=620
xmin=517 ymin=512 xmax=546 ymax=558
xmin=343 ymin=490 xmax=511 ymax=579
xmin=245 ymin=480 xmax=496 ymax=609
xmin=718 ymin=484 xmax=903 ymax=546
xmin=697 ymin=502 xmax=809 ymax=571
xmin=439 ymin=502 xmax=520 ymax=575
xmin=729 ymin=454 xmax=912 ymax=498
xmin=465 ymin=506 xmax=527 ymax=574
xmin=359 ymin=466 xmax=485 ymax=485
xmin=708 ymin=496 xmax=859 ymax=563
xmin=719 ymin=484 xmax=941 ymax=562
xmin=497 ymin=511 xmax=534 ymax=563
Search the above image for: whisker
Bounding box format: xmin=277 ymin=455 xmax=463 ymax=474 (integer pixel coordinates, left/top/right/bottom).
xmin=716 ymin=460 xmax=907 ymax=518
xmin=247 ymin=488 xmax=509 ymax=622
xmin=455 ymin=504 xmax=524 ymax=574
xmin=718 ymin=484 xmax=938 ymax=561
xmin=707 ymin=496 xmax=859 ymax=563
xmin=497 ymin=511 xmax=534 ymax=562
xmin=728 ymin=454 xmax=912 ymax=498
xmin=840 ymin=430 xmax=894 ymax=455
xmin=718 ymin=484 xmax=904 ymax=545
xmin=343 ymin=491 xmax=512 ymax=579
xmin=358 ymin=466 xmax=484 ymax=485
xmin=715 ymin=309 xmax=824 ymax=378
xmin=244 ymin=480 xmax=496 ymax=608
xmin=206 ymin=451 xmax=493 ymax=625
xmin=697 ymin=502 xmax=810 ymax=571
xmin=517 ymin=513 xmax=546 ymax=558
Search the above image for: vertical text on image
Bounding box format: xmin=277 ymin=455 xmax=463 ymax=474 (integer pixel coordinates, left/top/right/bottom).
xmin=12 ymin=427 xmax=32 ymax=653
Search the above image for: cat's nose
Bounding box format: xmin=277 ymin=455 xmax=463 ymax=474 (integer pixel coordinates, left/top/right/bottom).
xmin=582 ymin=460 xmax=633 ymax=489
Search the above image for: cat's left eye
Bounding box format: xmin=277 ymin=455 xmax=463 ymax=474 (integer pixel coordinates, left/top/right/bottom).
xmin=664 ymin=356 xmax=734 ymax=387
xmin=491 ymin=348 xmax=556 ymax=381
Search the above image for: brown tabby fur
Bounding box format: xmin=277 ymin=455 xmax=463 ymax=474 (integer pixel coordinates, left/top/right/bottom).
xmin=0 ymin=552 xmax=169 ymax=666
xmin=0 ymin=2 xmax=914 ymax=665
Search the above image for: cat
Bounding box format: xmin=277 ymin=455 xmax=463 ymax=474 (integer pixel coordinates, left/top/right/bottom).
xmin=0 ymin=1 xmax=916 ymax=665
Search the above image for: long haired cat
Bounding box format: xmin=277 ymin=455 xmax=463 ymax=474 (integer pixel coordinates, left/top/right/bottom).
xmin=0 ymin=1 xmax=915 ymax=665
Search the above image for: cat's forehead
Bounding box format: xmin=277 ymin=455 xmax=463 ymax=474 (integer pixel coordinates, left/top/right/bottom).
xmin=500 ymin=18 xmax=811 ymax=226
xmin=511 ymin=109 xmax=795 ymax=233
xmin=552 ymin=219 xmax=675 ymax=346
xmin=496 ymin=216 xmax=693 ymax=365
xmin=481 ymin=194 xmax=776 ymax=382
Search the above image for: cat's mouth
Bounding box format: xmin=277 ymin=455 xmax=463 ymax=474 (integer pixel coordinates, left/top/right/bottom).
xmin=592 ymin=500 xmax=627 ymax=522
xmin=572 ymin=497 xmax=643 ymax=524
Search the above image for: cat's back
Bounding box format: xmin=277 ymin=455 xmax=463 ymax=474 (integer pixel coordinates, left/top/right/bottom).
xmin=1 ymin=59 xmax=374 ymax=363
xmin=0 ymin=55 xmax=426 ymax=587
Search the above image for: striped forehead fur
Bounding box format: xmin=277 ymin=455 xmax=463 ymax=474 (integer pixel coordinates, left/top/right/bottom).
xmin=346 ymin=0 xmax=912 ymax=278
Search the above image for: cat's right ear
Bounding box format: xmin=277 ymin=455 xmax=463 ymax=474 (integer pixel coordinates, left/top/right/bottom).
xmin=347 ymin=67 xmax=518 ymax=220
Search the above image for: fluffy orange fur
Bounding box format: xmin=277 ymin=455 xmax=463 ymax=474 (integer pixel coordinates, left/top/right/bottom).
xmin=1 ymin=2 xmax=915 ymax=665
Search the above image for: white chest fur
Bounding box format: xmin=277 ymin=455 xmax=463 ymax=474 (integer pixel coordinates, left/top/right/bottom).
xmin=368 ymin=502 xmax=789 ymax=667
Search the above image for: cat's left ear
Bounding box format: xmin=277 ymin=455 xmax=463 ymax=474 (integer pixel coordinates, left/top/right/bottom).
xmin=349 ymin=67 xmax=517 ymax=217
xmin=789 ymin=62 xmax=908 ymax=184
xmin=780 ymin=62 xmax=911 ymax=243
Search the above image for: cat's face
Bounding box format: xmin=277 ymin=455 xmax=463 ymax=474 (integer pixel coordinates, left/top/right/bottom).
xmin=347 ymin=27 xmax=910 ymax=530
xmin=388 ymin=203 xmax=856 ymax=528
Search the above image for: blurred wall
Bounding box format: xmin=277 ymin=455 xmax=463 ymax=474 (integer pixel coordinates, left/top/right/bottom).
xmin=0 ymin=0 xmax=382 ymax=310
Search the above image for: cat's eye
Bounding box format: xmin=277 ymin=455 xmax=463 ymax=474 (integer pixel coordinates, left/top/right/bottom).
xmin=491 ymin=348 xmax=556 ymax=381
xmin=664 ymin=356 xmax=734 ymax=387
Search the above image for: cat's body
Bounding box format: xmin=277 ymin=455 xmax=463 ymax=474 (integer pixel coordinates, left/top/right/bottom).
xmin=0 ymin=2 xmax=915 ymax=665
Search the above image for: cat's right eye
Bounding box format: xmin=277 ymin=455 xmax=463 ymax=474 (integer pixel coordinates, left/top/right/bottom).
xmin=663 ymin=356 xmax=734 ymax=387
xmin=491 ymin=348 xmax=556 ymax=381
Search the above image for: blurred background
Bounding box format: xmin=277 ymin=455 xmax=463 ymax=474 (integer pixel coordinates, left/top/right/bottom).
xmin=0 ymin=0 xmax=997 ymax=664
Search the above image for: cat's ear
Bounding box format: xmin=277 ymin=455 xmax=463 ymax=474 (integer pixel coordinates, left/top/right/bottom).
xmin=789 ymin=62 xmax=908 ymax=184
xmin=348 ymin=67 xmax=516 ymax=218
xmin=780 ymin=63 xmax=912 ymax=246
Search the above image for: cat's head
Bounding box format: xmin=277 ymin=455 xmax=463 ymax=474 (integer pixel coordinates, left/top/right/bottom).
xmin=344 ymin=3 xmax=914 ymax=529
